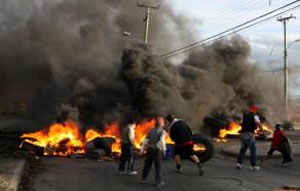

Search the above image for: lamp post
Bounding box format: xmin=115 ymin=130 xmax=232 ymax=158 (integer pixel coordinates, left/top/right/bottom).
xmin=284 ymin=38 xmax=300 ymax=120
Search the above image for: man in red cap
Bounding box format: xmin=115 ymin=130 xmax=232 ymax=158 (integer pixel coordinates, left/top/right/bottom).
xmin=236 ymin=105 xmax=264 ymax=170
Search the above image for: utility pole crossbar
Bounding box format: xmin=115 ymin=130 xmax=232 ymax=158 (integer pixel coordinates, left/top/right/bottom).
xmin=277 ymin=14 xmax=296 ymax=115
xmin=137 ymin=2 xmax=159 ymax=44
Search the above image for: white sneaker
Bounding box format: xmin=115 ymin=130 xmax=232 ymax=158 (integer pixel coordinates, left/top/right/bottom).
xmin=128 ymin=170 xmax=138 ymax=175
xmin=141 ymin=179 xmax=148 ymax=184
xmin=236 ymin=163 xmax=242 ymax=170
xmin=156 ymin=181 xmax=165 ymax=187
xmin=249 ymin=165 xmax=260 ymax=171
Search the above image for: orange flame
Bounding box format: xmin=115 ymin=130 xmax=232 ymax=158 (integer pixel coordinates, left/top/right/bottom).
xmin=219 ymin=122 xmax=241 ymax=138
xmin=217 ymin=121 xmax=273 ymax=141
xmin=20 ymin=119 xmax=175 ymax=156
xmin=85 ymin=123 xmax=121 ymax=153
xmin=134 ymin=119 xmax=174 ymax=149
xmin=193 ymin=144 xmax=206 ymax=151
xmin=20 ymin=120 xmax=85 ymax=156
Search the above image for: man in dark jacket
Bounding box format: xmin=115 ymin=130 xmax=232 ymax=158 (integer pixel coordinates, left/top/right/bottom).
xmin=165 ymin=114 xmax=203 ymax=176
xmin=236 ymin=105 xmax=264 ymax=171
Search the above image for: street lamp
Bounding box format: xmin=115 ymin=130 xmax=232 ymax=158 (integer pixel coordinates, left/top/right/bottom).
xmin=123 ymin=31 xmax=131 ymax=37
xmin=285 ymin=38 xmax=300 ymax=119
xmin=122 ymin=31 xmax=145 ymax=44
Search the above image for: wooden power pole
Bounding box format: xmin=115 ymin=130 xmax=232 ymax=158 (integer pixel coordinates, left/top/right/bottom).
xmin=137 ymin=2 xmax=159 ymax=44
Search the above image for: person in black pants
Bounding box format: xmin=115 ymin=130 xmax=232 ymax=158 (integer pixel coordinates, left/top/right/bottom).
xmin=118 ymin=119 xmax=138 ymax=175
xmin=140 ymin=117 xmax=166 ymax=187
xmin=165 ymin=114 xmax=203 ymax=176
xmin=267 ymin=124 xmax=293 ymax=166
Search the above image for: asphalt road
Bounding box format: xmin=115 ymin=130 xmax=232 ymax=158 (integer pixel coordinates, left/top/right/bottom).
xmin=27 ymin=153 xmax=300 ymax=191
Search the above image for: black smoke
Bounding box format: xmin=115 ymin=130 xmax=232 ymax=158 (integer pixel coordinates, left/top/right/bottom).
xmin=0 ymin=0 xmax=284 ymax=130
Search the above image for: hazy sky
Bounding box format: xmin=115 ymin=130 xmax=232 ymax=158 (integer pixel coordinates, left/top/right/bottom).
xmin=168 ymin=0 xmax=300 ymax=97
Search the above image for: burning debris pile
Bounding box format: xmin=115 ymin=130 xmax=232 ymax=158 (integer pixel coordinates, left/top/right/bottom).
xmin=217 ymin=121 xmax=273 ymax=142
xmin=19 ymin=119 xmax=215 ymax=162
xmin=20 ymin=121 xmax=85 ymax=156
xmin=203 ymin=117 xmax=273 ymax=142
xmin=19 ymin=119 xmax=175 ymax=157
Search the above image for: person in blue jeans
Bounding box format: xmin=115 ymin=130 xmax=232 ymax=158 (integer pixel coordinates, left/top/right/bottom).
xmin=118 ymin=119 xmax=138 ymax=175
xmin=140 ymin=117 xmax=166 ymax=187
xmin=236 ymin=105 xmax=264 ymax=171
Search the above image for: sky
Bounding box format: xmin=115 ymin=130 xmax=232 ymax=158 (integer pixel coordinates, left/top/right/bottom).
xmin=167 ymin=0 xmax=300 ymax=98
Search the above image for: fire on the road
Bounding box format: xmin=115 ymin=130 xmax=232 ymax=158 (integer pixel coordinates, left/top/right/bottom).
xmin=20 ymin=119 xmax=175 ymax=156
xmin=20 ymin=121 xmax=86 ymax=156
xmin=215 ymin=121 xmax=273 ymax=142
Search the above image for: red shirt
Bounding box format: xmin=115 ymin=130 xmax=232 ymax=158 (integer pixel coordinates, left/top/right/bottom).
xmin=271 ymin=130 xmax=285 ymax=148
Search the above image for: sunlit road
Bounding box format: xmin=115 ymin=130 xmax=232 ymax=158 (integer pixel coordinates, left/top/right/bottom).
xmin=28 ymin=153 xmax=299 ymax=191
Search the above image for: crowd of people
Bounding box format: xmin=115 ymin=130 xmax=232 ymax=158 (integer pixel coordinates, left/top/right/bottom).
xmin=118 ymin=114 xmax=203 ymax=187
xmin=117 ymin=105 xmax=293 ymax=187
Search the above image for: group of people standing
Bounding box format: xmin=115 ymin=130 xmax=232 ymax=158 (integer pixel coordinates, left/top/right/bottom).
xmin=118 ymin=115 xmax=203 ymax=187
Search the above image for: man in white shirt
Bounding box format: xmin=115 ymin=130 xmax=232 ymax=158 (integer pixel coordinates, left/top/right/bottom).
xmin=118 ymin=119 xmax=138 ymax=175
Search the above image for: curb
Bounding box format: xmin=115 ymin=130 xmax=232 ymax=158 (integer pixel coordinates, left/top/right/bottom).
xmin=1 ymin=160 xmax=26 ymax=191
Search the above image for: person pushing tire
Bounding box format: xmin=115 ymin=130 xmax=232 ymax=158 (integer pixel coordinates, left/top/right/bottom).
xmin=165 ymin=114 xmax=203 ymax=176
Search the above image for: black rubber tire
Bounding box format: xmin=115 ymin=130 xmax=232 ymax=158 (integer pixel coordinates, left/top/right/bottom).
xmin=192 ymin=134 xmax=215 ymax=163
xmin=203 ymin=117 xmax=228 ymax=137
xmin=93 ymin=137 xmax=116 ymax=154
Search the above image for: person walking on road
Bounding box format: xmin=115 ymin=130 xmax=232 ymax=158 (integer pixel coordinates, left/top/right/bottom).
xmin=165 ymin=114 xmax=203 ymax=176
xmin=140 ymin=117 xmax=166 ymax=187
xmin=118 ymin=119 xmax=138 ymax=175
xmin=236 ymin=105 xmax=264 ymax=170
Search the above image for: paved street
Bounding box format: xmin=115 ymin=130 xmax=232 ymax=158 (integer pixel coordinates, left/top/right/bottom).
xmin=1 ymin=117 xmax=300 ymax=191
xmin=27 ymin=153 xmax=299 ymax=191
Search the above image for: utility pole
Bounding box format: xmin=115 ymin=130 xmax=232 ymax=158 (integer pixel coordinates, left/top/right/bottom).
xmin=277 ymin=14 xmax=296 ymax=115
xmin=137 ymin=2 xmax=159 ymax=44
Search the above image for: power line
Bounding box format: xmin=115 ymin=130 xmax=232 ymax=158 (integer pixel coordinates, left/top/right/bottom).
xmin=163 ymin=4 xmax=300 ymax=59
xmin=151 ymin=0 xmax=264 ymax=46
xmin=161 ymin=0 xmax=300 ymax=58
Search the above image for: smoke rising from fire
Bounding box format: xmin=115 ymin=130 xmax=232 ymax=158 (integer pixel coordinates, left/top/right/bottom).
xmin=0 ymin=0 xmax=284 ymax=130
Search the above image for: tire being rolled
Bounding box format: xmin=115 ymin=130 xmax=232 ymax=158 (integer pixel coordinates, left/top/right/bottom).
xmin=192 ymin=134 xmax=214 ymax=163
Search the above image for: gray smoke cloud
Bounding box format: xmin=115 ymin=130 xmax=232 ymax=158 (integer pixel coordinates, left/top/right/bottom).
xmin=0 ymin=0 xmax=284 ymax=130
xmin=121 ymin=36 xmax=285 ymax=129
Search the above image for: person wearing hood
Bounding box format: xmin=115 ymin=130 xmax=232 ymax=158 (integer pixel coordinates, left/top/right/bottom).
xmin=165 ymin=114 xmax=203 ymax=176
xmin=267 ymin=124 xmax=293 ymax=166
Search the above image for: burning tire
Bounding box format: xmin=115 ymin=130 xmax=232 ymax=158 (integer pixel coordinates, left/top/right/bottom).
xmin=203 ymin=117 xmax=228 ymax=137
xmin=93 ymin=137 xmax=115 ymax=155
xmin=192 ymin=134 xmax=214 ymax=163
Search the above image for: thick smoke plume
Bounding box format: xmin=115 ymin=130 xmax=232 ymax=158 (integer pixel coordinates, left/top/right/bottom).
xmin=121 ymin=37 xmax=284 ymax=129
xmin=0 ymin=0 xmax=284 ymax=131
